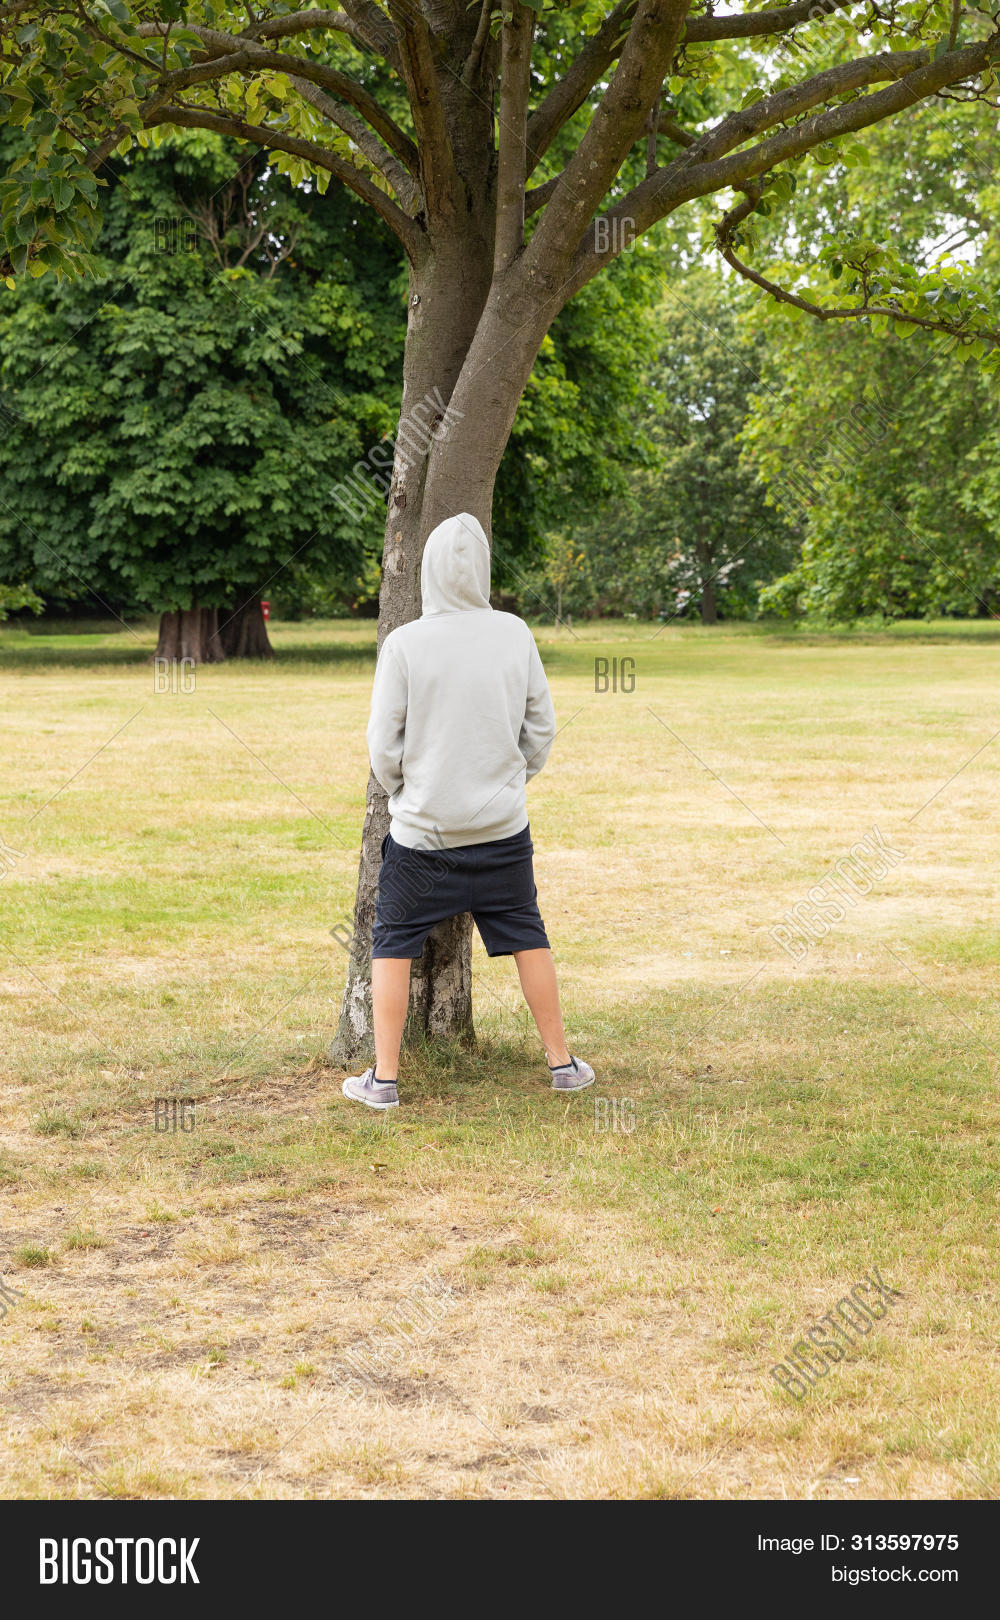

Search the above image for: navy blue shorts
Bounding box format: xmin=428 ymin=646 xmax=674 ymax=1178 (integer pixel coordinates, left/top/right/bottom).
xmin=372 ymin=823 xmax=550 ymax=959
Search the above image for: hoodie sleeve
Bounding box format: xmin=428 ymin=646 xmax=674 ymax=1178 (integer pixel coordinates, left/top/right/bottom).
xmin=519 ymin=633 xmax=557 ymax=781
xmin=367 ymin=638 xmax=407 ymax=796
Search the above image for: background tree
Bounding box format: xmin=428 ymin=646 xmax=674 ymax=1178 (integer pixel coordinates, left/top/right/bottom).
xmin=612 ymin=273 xmax=795 ymax=622
xmin=3 ymin=1 xmax=999 ymax=1059
xmin=542 ymin=529 xmax=587 ymax=620
xmin=0 ymin=129 xmax=404 ymax=659
xmin=747 ymin=319 xmax=1000 ymax=619
xmin=740 ymin=102 xmax=1000 ymax=619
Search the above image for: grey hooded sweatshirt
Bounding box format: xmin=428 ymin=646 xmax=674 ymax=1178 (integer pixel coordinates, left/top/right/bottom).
xmin=366 ymin=513 xmax=557 ymax=849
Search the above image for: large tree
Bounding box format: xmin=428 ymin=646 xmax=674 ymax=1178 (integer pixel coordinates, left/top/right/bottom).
xmin=3 ymin=1 xmax=999 ymax=1059
xmin=0 ymin=130 xmax=405 ymax=658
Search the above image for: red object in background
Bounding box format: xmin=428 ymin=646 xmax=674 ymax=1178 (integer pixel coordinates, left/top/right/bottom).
xmin=261 ymin=600 xmax=271 ymax=621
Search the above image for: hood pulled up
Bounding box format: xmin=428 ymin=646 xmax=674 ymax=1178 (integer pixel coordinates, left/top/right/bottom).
xmin=420 ymin=513 xmax=492 ymax=615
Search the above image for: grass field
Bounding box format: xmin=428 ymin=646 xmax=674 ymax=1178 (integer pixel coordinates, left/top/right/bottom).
xmin=1 ymin=613 xmax=998 ymax=1500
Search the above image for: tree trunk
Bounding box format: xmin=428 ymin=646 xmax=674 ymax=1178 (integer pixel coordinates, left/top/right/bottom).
xmin=155 ymin=607 xmax=224 ymax=663
xmin=329 ymin=233 xmax=504 ymax=1068
xmin=329 ymin=235 xmax=556 ymax=1066
xmin=696 ymin=543 xmax=718 ymax=625
xmin=218 ymin=595 xmax=274 ymax=659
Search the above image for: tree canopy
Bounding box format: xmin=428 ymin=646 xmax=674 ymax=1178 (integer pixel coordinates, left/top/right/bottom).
xmin=1 ymin=1 xmax=998 ymax=370
xmin=0 ymin=129 xmax=403 ymax=628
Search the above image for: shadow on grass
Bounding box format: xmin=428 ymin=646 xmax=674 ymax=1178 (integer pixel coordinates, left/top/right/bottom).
xmin=756 ymin=623 xmax=1000 ymax=646
xmin=528 ymin=616 xmax=1000 ymax=646
xmin=0 ymin=643 xmax=153 ymax=670
xmin=0 ymin=638 xmax=377 ymax=671
xmin=254 ymin=643 xmax=377 ymax=669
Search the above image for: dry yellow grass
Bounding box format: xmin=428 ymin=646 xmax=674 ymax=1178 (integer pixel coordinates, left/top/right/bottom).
xmin=1 ymin=616 xmax=998 ymax=1498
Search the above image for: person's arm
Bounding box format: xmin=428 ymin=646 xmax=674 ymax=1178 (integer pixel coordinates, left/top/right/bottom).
xmin=367 ymin=638 xmax=407 ymax=796
xmin=519 ymin=633 xmax=557 ymax=781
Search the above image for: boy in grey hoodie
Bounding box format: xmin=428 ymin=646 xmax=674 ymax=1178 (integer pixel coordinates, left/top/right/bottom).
xmin=342 ymin=512 xmax=595 ymax=1110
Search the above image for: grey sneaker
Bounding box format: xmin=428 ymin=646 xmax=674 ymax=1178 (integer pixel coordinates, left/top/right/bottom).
xmin=548 ymin=1055 xmax=595 ymax=1092
xmin=342 ymin=1067 xmax=399 ymax=1110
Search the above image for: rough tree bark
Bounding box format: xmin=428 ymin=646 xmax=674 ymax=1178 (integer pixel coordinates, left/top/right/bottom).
xmin=154 ymin=607 xmax=224 ymax=664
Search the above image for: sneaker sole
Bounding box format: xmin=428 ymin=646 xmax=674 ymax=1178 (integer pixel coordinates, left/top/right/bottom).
xmin=341 ymin=1079 xmax=399 ymax=1110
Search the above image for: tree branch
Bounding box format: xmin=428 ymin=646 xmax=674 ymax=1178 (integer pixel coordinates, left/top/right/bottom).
xmin=657 ymin=110 xmax=695 ymax=145
xmin=683 ymin=0 xmax=860 ymax=42
xmin=678 ymin=39 xmax=996 ymax=203
xmin=568 ymin=36 xmax=997 ymax=294
xmin=718 ymin=219 xmax=998 ymax=344
xmin=524 ymin=172 xmax=562 ymax=217
xmin=645 ymin=93 xmax=661 ymax=176
xmin=681 ymin=46 xmax=930 ymax=169
xmin=248 ymin=4 xmax=400 ymax=65
xmin=524 ymin=0 xmax=636 ymax=180
xmin=286 ymin=75 xmax=419 ymax=208
xmin=523 ymin=0 xmax=693 ymax=272
xmin=385 ymin=0 xmax=462 ymax=220
xmin=135 ymin=22 xmax=417 ymax=173
xmin=493 ymin=2 xmax=534 ymax=274
xmin=145 ymin=104 xmax=425 ymax=258
xmin=462 ymin=0 xmax=497 ymax=87
xmin=522 ymin=0 xmax=866 ymax=181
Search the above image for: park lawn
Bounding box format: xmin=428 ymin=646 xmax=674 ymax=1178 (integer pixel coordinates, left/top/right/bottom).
xmin=0 ymin=614 xmax=998 ymax=1500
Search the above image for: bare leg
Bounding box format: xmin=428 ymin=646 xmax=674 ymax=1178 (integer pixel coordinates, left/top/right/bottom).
xmin=513 ymin=947 xmax=570 ymax=1066
xmin=372 ymin=957 xmax=412 ymax=1080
